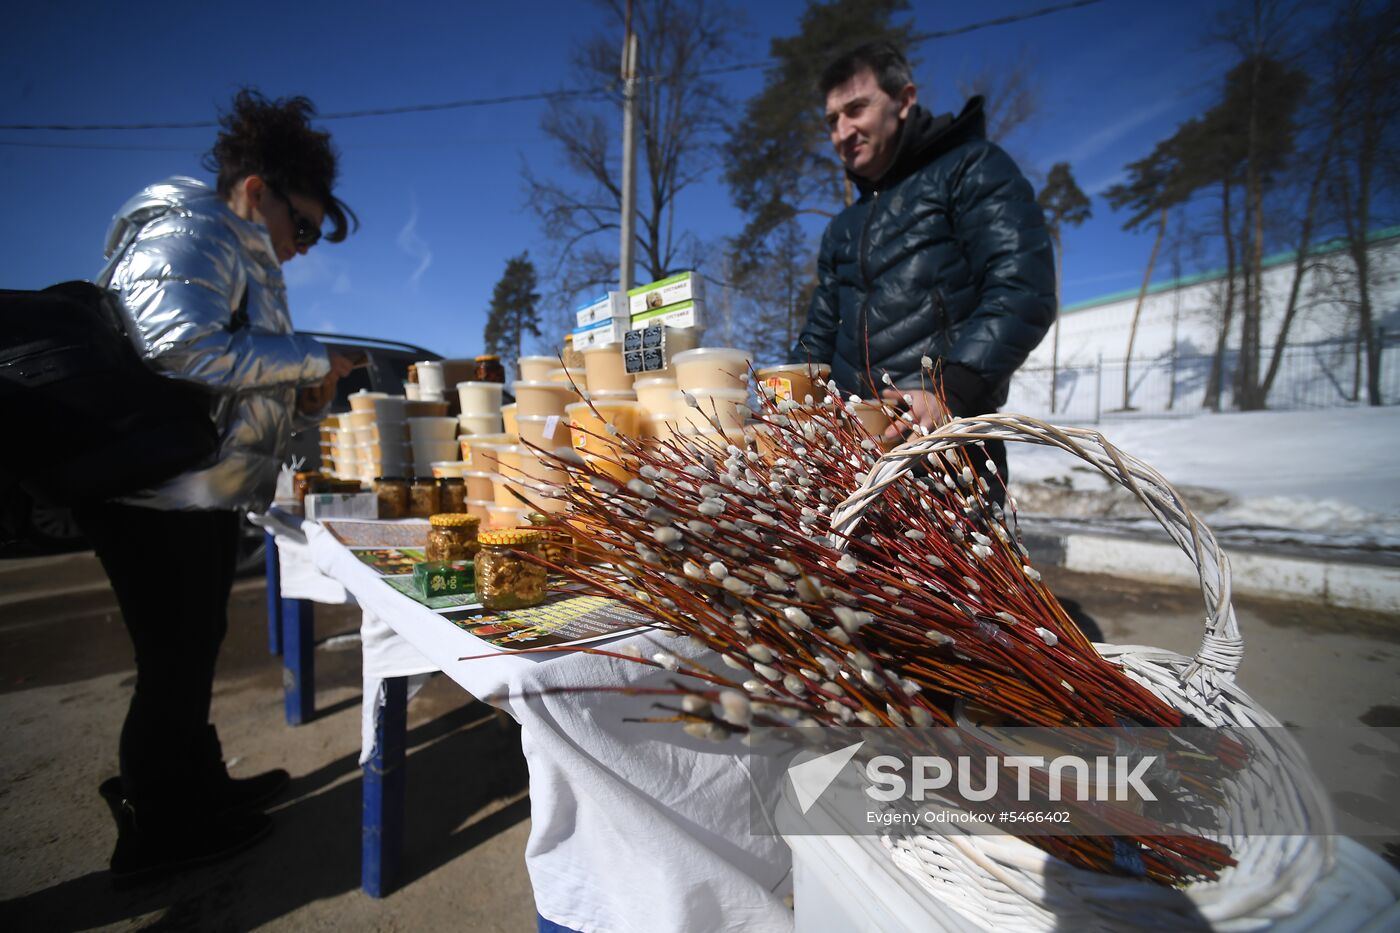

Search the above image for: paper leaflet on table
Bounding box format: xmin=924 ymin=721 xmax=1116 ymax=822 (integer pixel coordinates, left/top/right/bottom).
xmin=349 ymin=547 xmax=429 ymax=576
xmin=322 ymin=518 xmax=429 ymax=548
xmin=437 ymin=583 xmax=654 ymax=653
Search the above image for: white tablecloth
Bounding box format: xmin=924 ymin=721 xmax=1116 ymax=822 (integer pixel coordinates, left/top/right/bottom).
xmin=251 ymin=510 xmax=438 ymax=761
xmin=302 ymin=520 xmax=794 ymax=933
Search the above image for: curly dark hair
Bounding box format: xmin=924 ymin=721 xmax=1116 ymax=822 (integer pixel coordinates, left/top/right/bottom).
xmin=203 ymin=89 xmax=357 ymax=242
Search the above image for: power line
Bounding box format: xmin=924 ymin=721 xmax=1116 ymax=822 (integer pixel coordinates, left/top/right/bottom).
xmin=0 ymin=0 xmax=1101 ymax=134
xmin=0 ymin=134 xmax=548 ymax=153
xmin=0 ymin=86 xmax=616 ymax=133
xmin=0 ymin=139 xmax=201 ymax=152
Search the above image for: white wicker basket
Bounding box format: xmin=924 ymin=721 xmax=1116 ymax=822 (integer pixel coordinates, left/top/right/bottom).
xmin=826 ymin=414 xmax=1341 ymax=932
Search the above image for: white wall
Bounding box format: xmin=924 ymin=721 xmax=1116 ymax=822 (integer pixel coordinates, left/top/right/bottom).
xmin=1006 ymin=234 xmax=1400 ymax=419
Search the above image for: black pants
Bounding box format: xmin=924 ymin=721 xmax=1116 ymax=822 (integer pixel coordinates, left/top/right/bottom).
xmin=73 ymin=501 xmax=239 ymax=811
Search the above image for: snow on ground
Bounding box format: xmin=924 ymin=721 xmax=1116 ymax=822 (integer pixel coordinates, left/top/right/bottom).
xmin=1004 ymin=406 xmax=1400 ymax=548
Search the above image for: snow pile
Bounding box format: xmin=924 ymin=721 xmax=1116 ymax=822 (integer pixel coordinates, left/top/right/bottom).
xmin=1003 ymin=407 xmax=1400 ymax=549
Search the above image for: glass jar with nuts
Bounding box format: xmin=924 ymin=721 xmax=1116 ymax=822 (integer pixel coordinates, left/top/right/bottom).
xmin=476 ymin=529 xmax=548 ymax=610
xmin=426 ymin=512 xmax=481 ymax=562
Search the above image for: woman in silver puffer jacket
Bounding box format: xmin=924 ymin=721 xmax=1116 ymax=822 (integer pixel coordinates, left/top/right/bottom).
xmin=75 ymin=90 xmax=355 ymax=886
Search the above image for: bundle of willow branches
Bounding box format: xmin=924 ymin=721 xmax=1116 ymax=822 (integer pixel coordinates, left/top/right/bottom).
xmin=510 ymin=366 xmax=1236 ymax=886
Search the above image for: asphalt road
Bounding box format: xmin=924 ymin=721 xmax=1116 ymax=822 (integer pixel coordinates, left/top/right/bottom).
xmin=0 ymin=551 xmax=537 ymax=932
xmin=0 ymin=552 xmax=1395 ymax=930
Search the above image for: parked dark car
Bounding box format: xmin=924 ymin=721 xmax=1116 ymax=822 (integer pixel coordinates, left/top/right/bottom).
xmin=0 ymin=333 xmax=442 ymax=572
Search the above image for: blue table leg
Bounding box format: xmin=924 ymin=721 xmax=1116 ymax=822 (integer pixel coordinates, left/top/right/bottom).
xmin=264 ymin=531 xmax=282 ymax=655
xmin=362 ymin=676 xmax=407 ymax=898
xmin=281 ymin=597 xmax=315 ymax=725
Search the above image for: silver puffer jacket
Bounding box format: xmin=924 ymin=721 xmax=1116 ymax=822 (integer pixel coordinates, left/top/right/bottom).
xmin=98 ymin=176 xmax=331 ymax=511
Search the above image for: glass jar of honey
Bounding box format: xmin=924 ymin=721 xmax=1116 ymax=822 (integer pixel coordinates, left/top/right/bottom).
xmin=426 ymin=512 xmax=481 ymax=562
xmin=374 ymin=476 xmax=409 ymax=519
xmin=439 ymin=476 xmax=467 ymax=512
xmin=476 ymin=529 xmax=548 ymax=610
xmin=409 ymin=476 xmax=440 ymax=518
xmin=474 ymin=354 xmax=506 ymax=384
xmin=527 ymin=513 xmax=576 ymax=565
xmin=293 ymin=470 xmax=322 ymax=508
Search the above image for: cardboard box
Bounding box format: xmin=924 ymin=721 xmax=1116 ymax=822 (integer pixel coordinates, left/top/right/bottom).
xmin=572 ymin=316 xmax=630 ymax=351
xmin=412 ymin=560 xmax=474 ymax=598
xmin=630 ymin=298 xmax=702 ymax=332
xmin=575 ymin=291 xmax=629 ymax=329
xmin=305 ymin=491 xmax=378 ymax=521
xmin=627 ymin=271 xmax=704 ymax=316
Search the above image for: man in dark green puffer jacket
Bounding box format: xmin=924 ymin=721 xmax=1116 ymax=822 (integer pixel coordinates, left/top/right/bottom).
xmin=792 ymin=42 xmax=1055 ymax=491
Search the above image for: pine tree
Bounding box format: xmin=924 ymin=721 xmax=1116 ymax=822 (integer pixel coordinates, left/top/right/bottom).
xmin=723 ymin=0 xmax=913 ymax=364
xmin=1319 ymin=0 xmax=1399 ymax=406
xmin=483 ymin=253 xmax=542 ymax=383
xmin=1106 ymin=128 xmax=1197 ymax=410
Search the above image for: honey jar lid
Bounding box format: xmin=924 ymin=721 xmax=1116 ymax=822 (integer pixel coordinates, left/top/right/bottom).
xmin=478 ymin=528 xmax=545 ymax=546
xmin=429 ymin=512 xmax=481 ymax=528
xmin=475 ymin=353 xmax=500 ymax=361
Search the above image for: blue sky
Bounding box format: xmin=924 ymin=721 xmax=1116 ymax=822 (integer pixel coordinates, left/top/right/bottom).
xmin=4 ymin=0 xmax=1244 ymax=359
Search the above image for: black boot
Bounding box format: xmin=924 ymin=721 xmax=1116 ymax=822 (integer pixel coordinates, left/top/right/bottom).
xmin=201 ymin=725 xmax=290 ymax=813
xmin=98 ymin=777 xmax=272 ymax=888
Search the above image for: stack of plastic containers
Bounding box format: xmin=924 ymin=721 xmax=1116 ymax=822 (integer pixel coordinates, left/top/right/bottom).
xmin=362 ymin=394 xmax=411 ymax=481
xmin=486 ymin=354 xmax=577 ymax=529
xmin=670 ymin=348 xmax=753 ymax=444
xmin=635 ymin=375 xmax=679 ymax=440
xmin=456 ymin=380 xmax=505 ymax=437
xmin=326 ymin=413 xmax=357 ymax=480
xmin=407 ymin=415 xmax=458 ymax=481
xmin=564 ymin=343 xmax=642 ymax=485
xmin=318 ymin=421 xmax=336 ymax=474
xmin=414 ymin=360 xmax=446 ymax=402
xmin=467 ymin=371 xmax=552 ymax=529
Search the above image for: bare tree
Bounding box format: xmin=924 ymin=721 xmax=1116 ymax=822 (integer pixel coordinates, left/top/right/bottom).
xmin=523 ymin=0 xmax=739 ymax=341
xmin=957 ymin=54 xmax=1041 ymax=182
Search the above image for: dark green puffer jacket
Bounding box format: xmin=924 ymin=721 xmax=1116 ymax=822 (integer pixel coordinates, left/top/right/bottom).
xmin=792 ymin=97 xmax=1055 ymax=414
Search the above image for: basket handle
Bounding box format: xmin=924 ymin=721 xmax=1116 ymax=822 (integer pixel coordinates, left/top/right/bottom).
xmin=827 ymin=413 xmax=1243 ymax=698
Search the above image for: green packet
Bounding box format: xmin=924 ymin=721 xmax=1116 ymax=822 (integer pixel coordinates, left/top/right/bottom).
xmin=412 ymin=560 xmax=474 ymax=598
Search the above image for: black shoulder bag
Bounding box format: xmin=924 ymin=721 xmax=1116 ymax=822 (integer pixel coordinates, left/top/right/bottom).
xmin=0 ymin=281 xmax=228 ymax=504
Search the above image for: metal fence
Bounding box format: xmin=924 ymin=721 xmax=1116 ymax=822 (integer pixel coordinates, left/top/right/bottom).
xmin=1005 ymin=333 xmax=1399 ymax=423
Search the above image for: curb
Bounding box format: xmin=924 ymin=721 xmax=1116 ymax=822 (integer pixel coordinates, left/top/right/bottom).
xmin=1021 ymin=525 xmax=1400 ymax=615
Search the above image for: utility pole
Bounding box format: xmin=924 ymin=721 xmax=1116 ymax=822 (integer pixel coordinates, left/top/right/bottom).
xmin=618 ymin=0 xmax=639 ymax=292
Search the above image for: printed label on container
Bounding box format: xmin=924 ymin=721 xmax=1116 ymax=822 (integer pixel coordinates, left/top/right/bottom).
xmin=544 ymin=415 xmax=559 ymax=440
xmin=764 ymin=376 xmax=794 ymax=401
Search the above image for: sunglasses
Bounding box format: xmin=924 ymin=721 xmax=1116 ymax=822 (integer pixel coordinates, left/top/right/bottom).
xmin=267 ymin=185 xmax=322 ymax=249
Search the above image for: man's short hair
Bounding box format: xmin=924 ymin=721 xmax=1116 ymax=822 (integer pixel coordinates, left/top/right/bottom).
xmin=819 ymin=41 xmax=914 ymax=100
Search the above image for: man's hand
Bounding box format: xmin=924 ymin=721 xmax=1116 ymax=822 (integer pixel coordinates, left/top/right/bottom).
xmin=880 ymin=387 xmax=949 ymax=442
